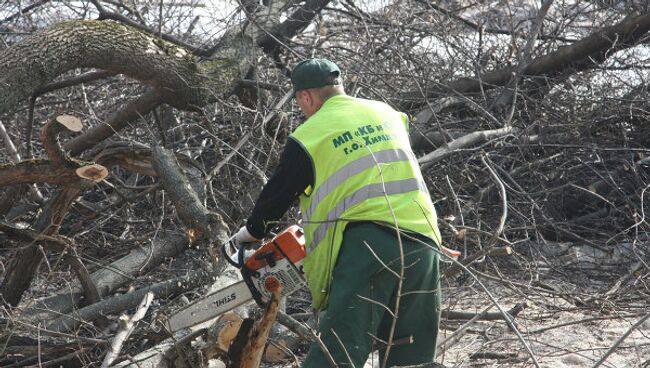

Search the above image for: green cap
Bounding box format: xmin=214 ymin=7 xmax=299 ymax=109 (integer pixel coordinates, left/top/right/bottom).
xmin=291 ymin=58 xmax=342 ymax=96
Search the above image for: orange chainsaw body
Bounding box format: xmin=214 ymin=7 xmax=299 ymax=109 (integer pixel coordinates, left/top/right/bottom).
xmin=244 ymin=225 xmax=307 ymax=271
xmin=241 ymin=225 xmax=307 ymax=303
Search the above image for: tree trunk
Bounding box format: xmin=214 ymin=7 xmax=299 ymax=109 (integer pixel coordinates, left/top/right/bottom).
xmin=20 ymin=231 xmax=188 ymax=321
xmin=0 ymin=185 xmax=87 ymax=307
xmin=0 ymin=20 xmax=254 ymax=115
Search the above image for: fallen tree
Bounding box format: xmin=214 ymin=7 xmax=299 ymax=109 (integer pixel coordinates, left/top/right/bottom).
xmin=2 ymin=1 xmax=649 ymax=367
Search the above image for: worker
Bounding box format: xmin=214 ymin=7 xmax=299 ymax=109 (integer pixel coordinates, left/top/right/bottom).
xmin=233 ymin=58 xmax=443 ymax=367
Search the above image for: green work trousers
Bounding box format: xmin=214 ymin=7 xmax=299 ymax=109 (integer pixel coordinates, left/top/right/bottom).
xmin=302 ymin=222 xmax=441 ymax=367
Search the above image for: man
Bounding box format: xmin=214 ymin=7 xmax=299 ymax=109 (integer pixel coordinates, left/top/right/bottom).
xmin=233 ymin=58 xmax=443 ymax=367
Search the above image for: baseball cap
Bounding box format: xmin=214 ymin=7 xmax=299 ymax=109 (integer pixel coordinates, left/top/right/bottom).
xmin=291 ymin=58 xmax=342 ymax=96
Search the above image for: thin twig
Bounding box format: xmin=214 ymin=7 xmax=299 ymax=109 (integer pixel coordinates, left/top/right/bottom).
xmin=436 ymin=304 xmax=492 ymax=354
xmin=481 ymin=154 xmax=507 ymax=247
xmin=0 ymin=119 xmax=43 ymax=201
xmin=331 ymin=328 xmax=355 ymax=367
xmin=398 ymin=232 xmax=541 ymax=367
xmin=206 ymin=90 xmax=292 ymax=180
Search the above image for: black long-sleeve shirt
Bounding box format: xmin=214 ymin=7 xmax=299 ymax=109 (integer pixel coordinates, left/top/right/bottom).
xmin=246 ymin=137 xmax=313 ymax=238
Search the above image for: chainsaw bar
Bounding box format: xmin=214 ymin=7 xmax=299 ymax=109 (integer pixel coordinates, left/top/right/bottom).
xmin=166 ymin=226 xmax=307 ymax=332
xmin=166 ymin=280 xmax=252 ymax=332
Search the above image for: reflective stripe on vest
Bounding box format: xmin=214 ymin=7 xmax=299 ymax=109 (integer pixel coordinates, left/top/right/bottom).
xmin=308 ymin=177 xmax=429 ymax=252
xmin=303 ymin=148 xmax=416 ymax=221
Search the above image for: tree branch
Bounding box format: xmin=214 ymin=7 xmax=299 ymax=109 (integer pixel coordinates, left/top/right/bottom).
xmin=22 ymin=232 xmax=188 ymax=322
xmin=64 ymin=90 xmax=162 ymax=156
xmin=418 ymin=127 xmax=515 ymax=169
xmin=0 ymin=20 xmax=253 ymax=115
xmin=152 ymin=145 xmax=229 ymax=268
xmin=257 ymin=0 xmax=332 ymax=55
xmin=404 ymin=12 xmax=650 ymax=102
xmin=1 ymin=0 xmax=51 ymax=24
xmin=100 ymin=291 xmax=154 ymax=368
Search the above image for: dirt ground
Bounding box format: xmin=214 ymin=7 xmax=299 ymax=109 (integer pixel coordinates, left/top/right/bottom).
xmin=305 ymin=260 xmax=650 ymax=368
xmin=434 ymin=284 xmax=649 ymax=368
xmin=327 ymin=284 xmax=649 ymax=368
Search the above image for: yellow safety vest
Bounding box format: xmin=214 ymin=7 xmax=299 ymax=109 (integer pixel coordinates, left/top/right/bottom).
xmin=291 ymin=94 xmax=441 ymax=309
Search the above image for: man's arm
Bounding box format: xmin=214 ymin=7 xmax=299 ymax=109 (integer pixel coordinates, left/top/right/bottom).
xmin=246 ymin=137 xmax=313 ymax=238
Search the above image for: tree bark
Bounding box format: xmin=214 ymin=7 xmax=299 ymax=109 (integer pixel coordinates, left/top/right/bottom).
xmin=238 ymin=284 xmax=282 ymax=368
xmin=0 ymin=20 xmax=254 ymax=115
xmin=0 ymin=160 xmax=101 ymax=186
xmin=152 ymin=145 xmax=229 ymax=265
xmin=20 ymin=231 xmax=188 ymax=321
xmin=0 ymin=115 xmax=108 ymax=186
xmin=0 ymin=184 xmax=88 ymax=307
xmin=47 ymin=270 xmax=209 ymax=332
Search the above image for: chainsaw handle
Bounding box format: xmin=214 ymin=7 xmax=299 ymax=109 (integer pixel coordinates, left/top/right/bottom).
xmin=221 ymin=242 xmax=241 ymax=268
xmin=221 ymin=241 xmax=261 ymax=269
xmin=238 ymin=242 xmax=246 ymax=268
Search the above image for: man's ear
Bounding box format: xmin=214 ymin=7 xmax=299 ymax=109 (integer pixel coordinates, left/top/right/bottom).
xmin=304 ymin=90 xmax=315 ymax=106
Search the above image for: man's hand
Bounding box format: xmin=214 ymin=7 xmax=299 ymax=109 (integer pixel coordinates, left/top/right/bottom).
xmin=234 ymin=226 xmax=259 ymax=245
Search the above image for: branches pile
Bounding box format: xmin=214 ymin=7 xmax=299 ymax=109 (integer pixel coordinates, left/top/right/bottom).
xmin=0 ymin=0 xmax=649 ymax=366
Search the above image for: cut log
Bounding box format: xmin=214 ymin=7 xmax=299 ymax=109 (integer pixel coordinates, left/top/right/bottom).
xmin=239 ymin=283 xmax=282 ymax=368
xmin=56 ymin=115 xmax=83 ymax=132
xmin=201 ymin=313 xmax=244 ymax=360
xmin=76 ymin=164 xmax=108 ymax=182
xmin=20 ymin=231 xmax=188 ymax=321
xmin=0 ymin=160 xmax=105 ymax=187
xmin=40 ymin=115 xmax=83 ymax=166
xmin=215 ymin=313 xmax=244 ymax=352
xmin=46 ymin=269 xmax=210 ymax=332
xmin=0 ymin=112 xmax=107 ymax=188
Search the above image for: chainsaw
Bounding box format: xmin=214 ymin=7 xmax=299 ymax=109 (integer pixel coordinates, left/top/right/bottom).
xmin=165 ymin=225 xmax=307 ymax=332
